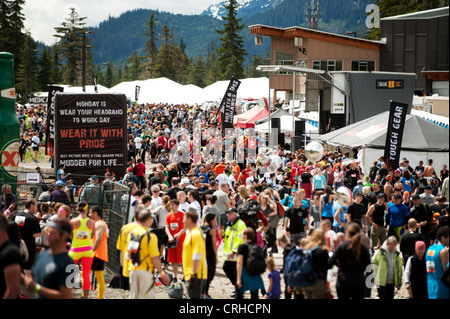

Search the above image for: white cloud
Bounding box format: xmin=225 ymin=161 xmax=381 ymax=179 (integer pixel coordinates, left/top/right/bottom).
xmin=23 ymin=0 xmax=223 ymax=45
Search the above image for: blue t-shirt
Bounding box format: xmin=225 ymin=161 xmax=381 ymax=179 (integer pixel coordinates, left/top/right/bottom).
xmin=57 ymin=169 xmax=66 ymax=183
xmin=313 ymin=174 xmax=326 ymax=190
xmin=332 ymin=202 xmax=348 ymax=227
xmin=31 ymin=249 xmax=74 ymax=298
xmin=321 ymin=196 xmax=334 ymax=218
xmin=387 ymin=202 xmax=409 ymax=228
xmin=401 ymin=177 xmax=414 ymax=193
xmin=267 ymin=269 xmax=281 ymax=299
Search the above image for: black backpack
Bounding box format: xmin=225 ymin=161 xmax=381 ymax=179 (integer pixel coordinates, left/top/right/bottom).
xmin=369 ymin=166 xmax=378 ymax=181
xmin=127 ymin=231 xmax=151 ymax=268
xmin=238 ymin=199 xmax=261 ymax=226
xmin=246 ymin=243 xmax=266 ymax=275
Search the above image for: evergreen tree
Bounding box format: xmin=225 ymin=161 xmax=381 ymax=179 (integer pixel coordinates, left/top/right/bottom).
xmin=36 ymin=47 xmax=54 ymax=91
xmin=102 ymin=60 xmax=113 ymax=88
xmin=122 ymin=62 xmax=132 ymax=82
xmin=204 ymin=40 xmax=218 ymax=86
xmin=154 ymin=24 xmax=176 ymax=80
xmin=15 ymin=31 xmax=39 ymax=103
xmin=127 ymin=51 xmax=143 ymax=80
xmin=53 ymin=7 xmax=93 ymax=86
xmin=216 ymin=0 xmax=247 ymax=80
xmin=142 ymin=11 xmax=158 ymax=79
xmin=187 ymin=55 xmax=206 ymax=88
xmin=245 ymin=53 xmax=270 ymax=78
xmin=50 ymin=44 xmax=63 ymax=84
xmin=0 ymin=0 xmax=26 ymax=69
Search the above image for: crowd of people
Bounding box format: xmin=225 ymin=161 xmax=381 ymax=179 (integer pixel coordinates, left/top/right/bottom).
xmin=0 ymin=102 xmax=449 ymax=300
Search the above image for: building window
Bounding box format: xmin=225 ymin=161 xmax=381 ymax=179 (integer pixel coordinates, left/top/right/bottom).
xmin=275 ymin=52 xmax=294 ymax=74
xmin=351 ymin=60 xmax=375 ymax=72
xmin=312 ymin=60 xmax=343 ymax=71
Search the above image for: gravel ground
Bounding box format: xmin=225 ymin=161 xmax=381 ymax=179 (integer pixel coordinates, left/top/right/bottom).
xmin=74 ymin=223 xmax=410 ymax=300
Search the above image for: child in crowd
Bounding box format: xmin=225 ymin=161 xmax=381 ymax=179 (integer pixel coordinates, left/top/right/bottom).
xmin=265 ymin=257 xmax=281 ymax=299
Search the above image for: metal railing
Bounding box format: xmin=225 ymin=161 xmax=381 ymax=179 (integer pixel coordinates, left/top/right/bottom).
xmin=1 ymin=169 xmax=131 ymax=274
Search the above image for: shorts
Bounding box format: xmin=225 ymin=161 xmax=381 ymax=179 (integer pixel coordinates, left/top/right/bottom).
xmin=153 ymin=228 xmax=168 ymax=249
xmin=69 ymin=246 xmax=94 ymax=261
xmin=32 ymin=146 xmax=39 ymax=151
xmin=91 ymin=257 xmax=105 ymax=271
xmin=167 ymin=238 xmax=183 ymax=263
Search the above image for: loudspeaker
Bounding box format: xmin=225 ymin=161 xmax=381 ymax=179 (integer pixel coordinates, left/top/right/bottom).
xmin=291 ymin=136 xmax=303 ymax=153
xmin=271 ymin=118 xmax=280 ymax=129
xmin=294 ymin=120 xmax=305 ymax=137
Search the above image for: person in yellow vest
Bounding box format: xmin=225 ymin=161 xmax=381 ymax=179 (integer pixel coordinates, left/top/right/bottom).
xmin=222 ymin=207 xmax=247 ymax=299
xmin=182 ymin=208 xmax=208 ymax=299
xmin=126 ymin=209 xmax=170 ymax=299
xmin=69 ymin=201 xmax=95 ymax=299
xmin=89 ymin=205 xmax=108 ymax=299
xmin=115 ymin=206 xmax=142 ymax=290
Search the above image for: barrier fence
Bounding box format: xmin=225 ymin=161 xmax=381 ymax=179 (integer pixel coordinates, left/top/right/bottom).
xmin=1 ymin=170 xmax=130 ymax=274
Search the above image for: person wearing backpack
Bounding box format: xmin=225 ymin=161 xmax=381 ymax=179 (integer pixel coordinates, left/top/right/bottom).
xmin=127 ymin=209 xmax=170 ymax=299
xmin=300 ymin=229 xmax=330 ymax=299
xmin=236 ymin=227 xmax=267 ymax=299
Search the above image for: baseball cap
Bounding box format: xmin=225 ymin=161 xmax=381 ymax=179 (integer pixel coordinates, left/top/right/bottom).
xmin=55 ymin=180 xmax=65 ymax=187
xmin=127 ymin=167 xmax=133 ymax=172
xmin=425 ymin=185 xmax=433 ymax=190
xmin=393 ymin=194 xmax=402 ymax=200
xmin=225 ymin=208 xmax=238 ymax=214
xmin=180 ymin=178 xmax=190 ymax=184
xmin=377 ymin=192 xmax=387 ymax=199
xmin=90 ymin=175 xmax=99 ymax=181
xmin=354 ymin=191 xmax=363 ymax=197
xmin=412 ymin=194 xmax=421 ymax=200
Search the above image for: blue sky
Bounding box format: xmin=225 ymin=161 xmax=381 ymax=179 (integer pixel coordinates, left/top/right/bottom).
xmin=23 ymin=0 xmax=222 ymax=45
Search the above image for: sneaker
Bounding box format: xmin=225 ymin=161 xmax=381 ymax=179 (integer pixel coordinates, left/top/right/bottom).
xmin=34 ymin=160 xmax=39 ymax=163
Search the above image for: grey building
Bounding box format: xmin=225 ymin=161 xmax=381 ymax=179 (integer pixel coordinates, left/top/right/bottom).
xmin=380 ymin=7 xmax=449 ymax=96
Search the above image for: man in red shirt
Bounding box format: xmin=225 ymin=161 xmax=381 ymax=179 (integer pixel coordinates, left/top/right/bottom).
xmin=133 ymin=158 xmax=146 ymax=190
xmin=157 ymin=132 xmax=167 ymax=154
xmin=165 ymin=199 xmax=186 ymax=281
xmin=239 ymin=162 xmax=252 ymax=185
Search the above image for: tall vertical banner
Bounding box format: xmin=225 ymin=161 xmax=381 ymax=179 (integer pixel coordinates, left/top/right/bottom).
xmin=135 ymin=85 xmax=140 ymax=102
xmin=384 ymin=100 xmax=408 ymax=170
xmin=93 ymin=75 xmax=98 ymax=93
xmin=220 ymin=77 xmax=241 ymax=134
xmin=45 ymin=86 xmax=64 ymax=157
xmin=54 ymin=93 xmax=128 ymax=185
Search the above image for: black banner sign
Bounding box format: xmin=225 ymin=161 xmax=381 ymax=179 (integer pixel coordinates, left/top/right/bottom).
xmin=220 ymin=77 xmax=241 ymax=133
xmin=54 ymin=93 xmax=127 ymax=185
xmin=94 ymin=75 xmax=98 ymax=93
xmin=384 ymin=100 xmax=408 ymax=170
xmin=135 ymin=85 xmax=140 ymax=101
xmin=45 ymin=86 xmax=64 ymax=157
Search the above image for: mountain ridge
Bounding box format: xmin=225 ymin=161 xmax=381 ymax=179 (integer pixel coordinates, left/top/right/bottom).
xmin=88 ymin=0 xmax=374 ymax=65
